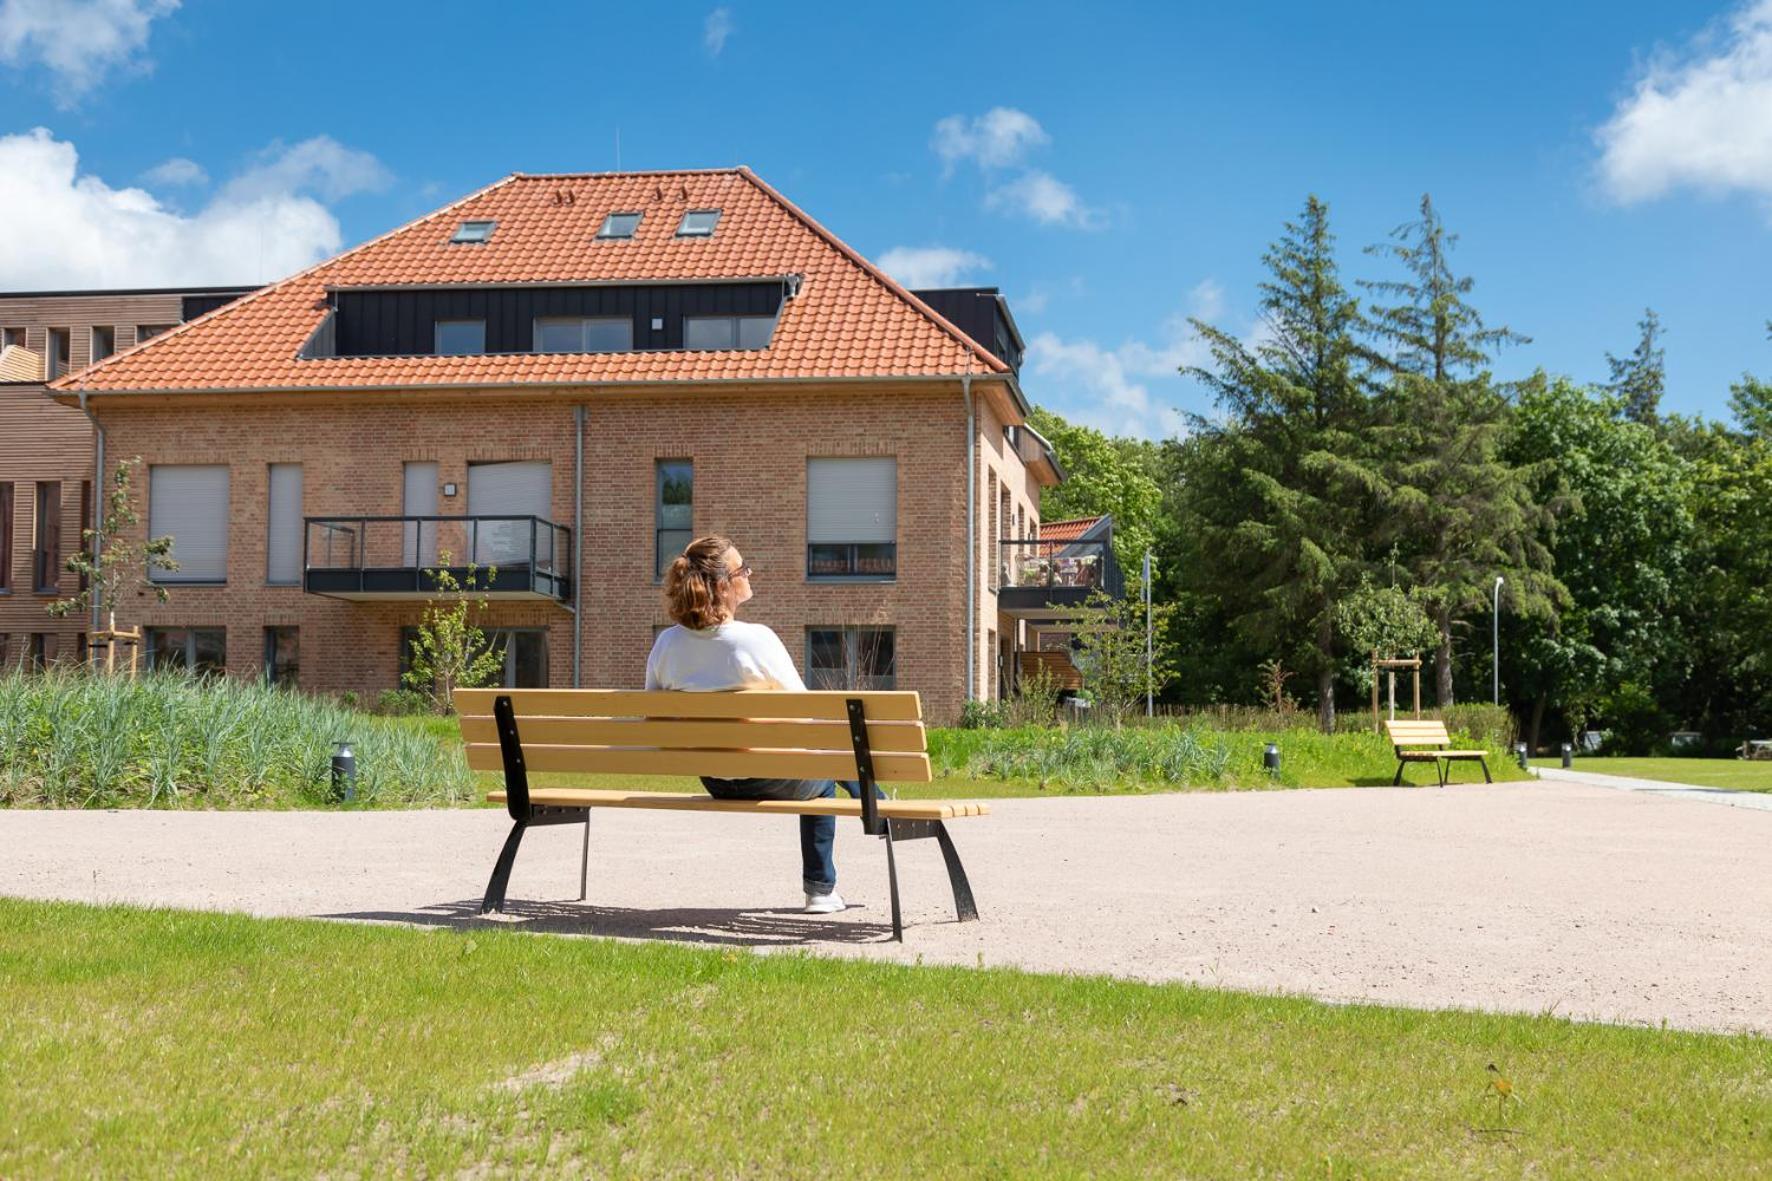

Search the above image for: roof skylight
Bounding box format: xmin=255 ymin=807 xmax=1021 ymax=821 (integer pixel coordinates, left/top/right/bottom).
xmin=597 ymin=212 xmax=642 ymax=240
xmin=450 ymin=220 xmax=496 ymax=244
xmin=675 ymin=209 xmax=721 ymax=238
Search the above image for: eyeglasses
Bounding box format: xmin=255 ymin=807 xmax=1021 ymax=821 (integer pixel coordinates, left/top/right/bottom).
xmin=721 ymin=564 xmax=753 ymax=580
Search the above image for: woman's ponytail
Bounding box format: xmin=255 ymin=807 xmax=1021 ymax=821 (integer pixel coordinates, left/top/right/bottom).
xmin=664 ymin=536 xmax=736 ymax=629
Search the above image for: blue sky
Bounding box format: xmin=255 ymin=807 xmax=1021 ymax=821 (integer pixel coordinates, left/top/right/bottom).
xmin=3 ymin=0 xmax=1771 ymax=435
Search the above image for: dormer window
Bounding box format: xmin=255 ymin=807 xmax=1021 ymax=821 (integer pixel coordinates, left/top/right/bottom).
xmin=675 ymin=209 xmax=720 ymax=238
xmin=450 ymin=220 xmax=496 ymax=244
xmin=597 ymin=212 xmax=642 ymax=240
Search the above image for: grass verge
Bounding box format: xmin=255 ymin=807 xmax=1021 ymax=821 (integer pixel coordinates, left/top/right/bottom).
xmin=1535 ymin=756 xmax=1772 ymax=793
xmin=1 ymin=899 xmax=1765 ymax=1177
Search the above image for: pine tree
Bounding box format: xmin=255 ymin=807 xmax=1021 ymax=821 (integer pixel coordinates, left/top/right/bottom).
xmin=1182 ymin=195 xmax=1386 ymax=731
xmin=1361 ymin=194 xmax=1561 ymax=706
xmin=1606 ymin=308 xmax=1666 ymax=426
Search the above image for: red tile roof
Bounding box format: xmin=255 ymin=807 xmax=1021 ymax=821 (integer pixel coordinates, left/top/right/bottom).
xmin=54 ymin=168 xmax=1009 ymax=395
xmin=1039 ymin=516 xmax=1104 ymax=542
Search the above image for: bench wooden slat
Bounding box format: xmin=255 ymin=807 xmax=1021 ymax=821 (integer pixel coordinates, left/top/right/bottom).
xmin=465 ymin=743 xmax=934 ymax=782
xmin=455 ymin=688 xmax=923 ymax=722
xmin=457 ymin=715 xmax=927 ymax=753
xmin=489 ymin=788 xmax=987 ymax=821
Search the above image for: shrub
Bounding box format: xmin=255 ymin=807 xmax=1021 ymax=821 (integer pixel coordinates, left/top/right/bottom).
xmin=1436 ymin=703 xmax=1516 ymax=749
xmin=375 ymin=688 xmax=435 ymax=717
xmin=0 ymin=668 xmax=473 ymax=809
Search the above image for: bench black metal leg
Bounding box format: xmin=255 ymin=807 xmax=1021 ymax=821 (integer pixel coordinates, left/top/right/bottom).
xmin=1480 ymin=757 xmax=1492 ymax=784
xmin=482 ymin=820 xmax=528 ymax=914
xmin=883 ymin=819 xmax=904 ymax=942
xmin=1393 ymin=760 xmax=1406 ymax=787
xmin=579 ymin=812 xmax=591 ymax=901
xmin=932 ymin=821 xmax=979 ymax=923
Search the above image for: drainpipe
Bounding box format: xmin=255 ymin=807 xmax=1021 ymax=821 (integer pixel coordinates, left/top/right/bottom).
xmin=963 ymin=375 xmax=975 ymax=704
xmin=573 ymin=403 xmax=585 ymax=688
xmin=77 ymin=387 xmax=104 ymax=638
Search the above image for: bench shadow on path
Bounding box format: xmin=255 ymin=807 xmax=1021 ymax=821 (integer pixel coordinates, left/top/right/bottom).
xmin=317 ymin=898 xmax=895 ymax=948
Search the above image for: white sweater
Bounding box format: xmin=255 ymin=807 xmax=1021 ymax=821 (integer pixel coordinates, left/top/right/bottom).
xmin=645 ymin=619 xmax=807 ymax=692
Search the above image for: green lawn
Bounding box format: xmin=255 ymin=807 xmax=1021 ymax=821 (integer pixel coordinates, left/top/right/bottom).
xmin=2 ymin=900 xmax=1766 ymax=1177
xmin=1534 ymin=757 xmax=1772 ymax=793
xmin=488 ymin=727 xmax=1531 ymax=801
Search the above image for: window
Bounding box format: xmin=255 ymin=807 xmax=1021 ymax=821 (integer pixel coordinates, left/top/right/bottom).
xmin=1 ymin=327 xmax=22 ymax=349
xmin=266 ymin=464 xmax=302 ymax=585
xmin=402 ymin=461 xmax=439 ymax=567
xmin=807 ymin=457 xmax=897 ymax=579
xmin=149 ymin=465 xmax=230 ymax=583
xmin=807 ymin=628 xmax=895 ymax=691
xmin=683 ymin=314 xmax=776 ymax=351
xmin=136 ymin=324 xmax=173 ymax=343
xmin=0 ymin=482 xmax=11 ymax=591
xmin=146 ymin=627 xmax=226 ymax=675
xmin=675 ymin=209 xmax=721 ymax=237
xmin=29 ymin=632 xmax=57 ymax=670
xmin=434 ymin=319 xmax=486 ymax=355
xmin=401 ymin=627 xmax=547 ymax=689
xmin=534 ymin=316 xmax=632 ymax=353
xmin=90 ymin=326 xmax=115 ymax=363
xmin=597 ymin=211 xmax=642 ymax=239
xmin=450 ymin=220 xmax=496 ymax=244
xmin=46 ymin=329 xmax=69 ymax=379
xmin=264 ymin=627 xmax=299 ymax=688
xmin=655 ymin=460 xmax=692 ymax=578
xmin=33 ymin=482 xmax=59 ymax=594
xmin=466 ymin=460 xmax=552 ymax=567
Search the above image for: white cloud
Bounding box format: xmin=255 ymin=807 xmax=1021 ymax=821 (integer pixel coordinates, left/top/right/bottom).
xmin=0 ymin=127 xmax=389 ymax=289
xmin=1024 ymin=280 xmax=1225 ymax=440
xmin=222 ymin=135 xmax=390 ymax=202
xmin=931 ymin=107 xmax=1049 ymax=173
xmin=703 ymin=6 xmax=733 ymax=57
xmin=0 ymin=0 xmax=178 ymax=106
xmin=1598 ymin=0 xmax=1772 ymax=203
xmin=983 ymin=169 xmax=1101 ymax=229
xmin=142 ymin=155 xmax=205 ymax=187
xmin=876 ymin=245 xmax=992 ymax=289
xmin=929 ymin=106 xmax=1101 ymax=230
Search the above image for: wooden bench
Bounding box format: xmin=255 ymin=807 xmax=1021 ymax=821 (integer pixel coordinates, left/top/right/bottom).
xmin=1385 ymin=719 xmax=1492 ymax=786
xmin=454 ymin=688 xmax=986 ymax=941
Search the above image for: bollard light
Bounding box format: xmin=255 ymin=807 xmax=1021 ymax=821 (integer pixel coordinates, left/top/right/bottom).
xmin=1514 ymin=742 xmax=1529 ymax=770
xmin=1560 ymin=742 xmax=1573 ymax=769
xmin=1263 ymin=742 xmax=1281 ymax=775
xmin=332 ymin=740 xmax=357 ymax=803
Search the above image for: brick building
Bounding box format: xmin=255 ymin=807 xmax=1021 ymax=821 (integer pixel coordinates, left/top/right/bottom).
xmin=0 ymin=287 xmax=252 ymax=667
xmin=50 ymin=170 xmax=1064 ymax=721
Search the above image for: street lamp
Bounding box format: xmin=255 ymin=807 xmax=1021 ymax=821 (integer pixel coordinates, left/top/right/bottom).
xmin=1492 ymin=576 xmax=1505 ymax=707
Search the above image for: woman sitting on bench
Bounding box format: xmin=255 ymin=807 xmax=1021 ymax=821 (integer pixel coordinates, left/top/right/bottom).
xmin=645 ymin=535 xmax=869 ymax=915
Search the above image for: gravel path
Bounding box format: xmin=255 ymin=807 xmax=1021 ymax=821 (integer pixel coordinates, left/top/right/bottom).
xmin=4 ymin=779 xmax=1769 ymax=1035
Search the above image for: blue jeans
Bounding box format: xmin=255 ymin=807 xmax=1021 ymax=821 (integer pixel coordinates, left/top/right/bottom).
xmin=699 ymin=778 xmax=875 ymax=896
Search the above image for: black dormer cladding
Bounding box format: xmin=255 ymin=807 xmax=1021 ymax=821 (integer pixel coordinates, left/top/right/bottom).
xmin=909 ymin=287 xmax=1022 ymax=373
xmin=330 ymin=283 xmax=784 ymax=356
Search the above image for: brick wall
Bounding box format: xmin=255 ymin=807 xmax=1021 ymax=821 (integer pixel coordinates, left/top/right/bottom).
xmin=92 ymin=382 xmax=991 ymax=721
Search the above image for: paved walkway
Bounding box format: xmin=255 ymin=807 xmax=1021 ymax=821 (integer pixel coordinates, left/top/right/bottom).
xmin=3 ymin=778 xmax=1769 ymax=1036
xmin=1535 ymin=765 xmax=1772 ymax=811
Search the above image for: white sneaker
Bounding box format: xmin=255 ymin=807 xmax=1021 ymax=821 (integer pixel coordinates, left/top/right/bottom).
xmin=803 ymin=891 xmax=846 ymax=915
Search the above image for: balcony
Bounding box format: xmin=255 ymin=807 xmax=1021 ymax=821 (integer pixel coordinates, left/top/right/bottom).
xmin=996 ymin=538 xmax=1123 ymax=616
xmin=304 ymin=516 xmax=570 ymax=602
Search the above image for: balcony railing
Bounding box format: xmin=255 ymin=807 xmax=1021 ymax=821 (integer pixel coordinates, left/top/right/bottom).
xmin=996 ymin=538 xmax=1124 ymax=607
xmin=304 ymin=515 xmax=570 ymax=601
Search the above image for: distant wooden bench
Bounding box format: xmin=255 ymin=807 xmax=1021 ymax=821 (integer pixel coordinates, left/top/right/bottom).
xmin=1385 ymin=719 xmax=1492 ymax=786
xmin=454 ymin=688 xmax=986 ymax=941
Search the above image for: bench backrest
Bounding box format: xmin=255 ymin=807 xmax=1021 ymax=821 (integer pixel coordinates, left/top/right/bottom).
xmin=455 ymin=689 xmax=930 ymax=827
xmin=1385 ymin=719 xmax=1451 ymax=748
